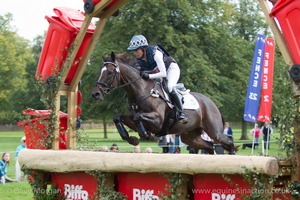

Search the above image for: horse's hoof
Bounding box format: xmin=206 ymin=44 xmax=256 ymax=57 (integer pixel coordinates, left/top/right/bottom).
xmin=128 ymin=136 xmax=139 ymax=146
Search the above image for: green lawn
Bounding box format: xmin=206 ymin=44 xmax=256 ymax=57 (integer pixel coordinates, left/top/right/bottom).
xmin=0 ymin=127 xmax=288 ymax=199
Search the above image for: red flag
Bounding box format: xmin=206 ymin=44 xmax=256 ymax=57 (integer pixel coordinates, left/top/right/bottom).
xmin=257 ymin=38 xmax=275 ymax=122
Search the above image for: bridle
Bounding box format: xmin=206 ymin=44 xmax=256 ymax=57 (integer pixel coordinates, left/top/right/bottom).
xmin=95 ymin=61 xmax=120 ymax=95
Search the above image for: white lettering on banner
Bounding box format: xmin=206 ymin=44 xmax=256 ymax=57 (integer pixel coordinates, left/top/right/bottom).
xmin=254 ymin=72 xmax=259 ymax=79
xmin=263 ymin=82 xmax=268 ymax=89
xmin=64 ymin=184 xmax=88 ymax=200
xmin=255 ymin=64 xmax=261 ymax=72
xmin=264 ymin=95 xmax=269 ymax=102
xmin=257 ymin=49 xmax=263 ymax=57
xmin=253 ymin=80 xmax=258 ymax=87
xmin=133 ymin=188 xmax=159 ymax=200
xmin=249 ymin=92 xmax=257 ymax=100
xmin=265 ymin=52 xmax=270 ymax=59
xmin=211 ymin=193 xmax=235 ymax=200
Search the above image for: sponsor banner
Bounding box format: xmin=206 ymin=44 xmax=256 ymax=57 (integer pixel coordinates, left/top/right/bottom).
xmin=118 ymin=172 xmax=170 ymax=200
xmin=51 ymin=172 xmax=97 ymax=200
xmin=257 ymin=38 xmax=275 ymax=122
xmin=193 ymin=174 xmax=290 ymax=200
xmin=244 ymin=34 xmax=266 ymax=122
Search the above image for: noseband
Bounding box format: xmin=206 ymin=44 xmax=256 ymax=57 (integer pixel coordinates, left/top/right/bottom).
xmin=95 ymin=61 xmax=120 ymax=94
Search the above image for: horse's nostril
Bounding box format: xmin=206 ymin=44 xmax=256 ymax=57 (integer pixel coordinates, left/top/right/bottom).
xmin=92 ymin=92 xmax=100 ymax=99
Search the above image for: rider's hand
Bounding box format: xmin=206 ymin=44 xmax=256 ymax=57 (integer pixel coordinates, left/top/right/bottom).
xmin=141 ymin=71 xmax=150 ymax=80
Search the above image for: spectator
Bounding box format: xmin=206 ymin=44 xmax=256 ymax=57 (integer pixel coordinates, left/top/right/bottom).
xmin=158 ymin=135 xmax=169 ymax=153
xmin=110 ymin=143 xmax=119 ymax=152
xmin=174 ymin=135 xmax=183 ymax=154
xmin=100 ymin=145 xmax=108 ymax=152
xmin=0 ymin=152 xmax=15 ymax=184
xmin=145 ymin=147 xmax=153 ymax=153
xmin=134 ymin=146 xmax=141 ymax=153
xmin=261 ymin=122 xmax=273 ymax=149
xmin=224 ymin=122 xmax=233 ymax=142
xmin=168 ymin=134 xmax=176 ymax=153
xmin=250 ymin=123 xmax=261 ymax=148
xmin=15 ymin=136 xmax=26 ymax=181
xmin=187 ymin=146 xmax=199 ymax=154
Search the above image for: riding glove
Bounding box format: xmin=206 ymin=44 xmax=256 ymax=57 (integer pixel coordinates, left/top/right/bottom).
xmin=141 ymin=71 xmax=150 ymax=80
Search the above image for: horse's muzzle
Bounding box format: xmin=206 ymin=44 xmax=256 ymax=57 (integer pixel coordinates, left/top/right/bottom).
xmin=92 ymin=91 xmax=103 ymax=100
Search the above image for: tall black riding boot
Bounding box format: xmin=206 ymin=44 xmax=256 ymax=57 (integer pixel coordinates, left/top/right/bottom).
xmin=170 ymin=89 xmax=188 ymax=124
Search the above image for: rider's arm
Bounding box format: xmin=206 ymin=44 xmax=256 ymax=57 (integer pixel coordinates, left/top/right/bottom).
xmin=148 ymin=50 xmax=167 ymax=79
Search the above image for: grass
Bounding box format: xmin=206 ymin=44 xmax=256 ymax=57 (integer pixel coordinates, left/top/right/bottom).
xmin=0 ymin=127 xmax=289 ymax=199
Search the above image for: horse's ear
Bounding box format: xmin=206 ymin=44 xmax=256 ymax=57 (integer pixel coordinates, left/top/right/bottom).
xmin=111 ymin=51 xmax=116 ymax=62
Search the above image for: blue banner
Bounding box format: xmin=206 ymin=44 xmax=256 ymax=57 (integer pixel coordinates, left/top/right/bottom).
xmin=244 ymin=34 xmax=266 ymax=122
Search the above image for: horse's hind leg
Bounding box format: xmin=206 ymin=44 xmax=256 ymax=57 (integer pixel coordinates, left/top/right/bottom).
xmin=180 ymin=129 xmax=214 ymax=154
xmin=202 ymin=115 xmax=235 ymax=154
xmin=217 ymin=134 xmax=235 ymax=155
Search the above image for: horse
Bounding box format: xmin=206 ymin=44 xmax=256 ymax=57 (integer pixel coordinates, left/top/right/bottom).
xmin=92 ymin=52 xmax=235 ymax=154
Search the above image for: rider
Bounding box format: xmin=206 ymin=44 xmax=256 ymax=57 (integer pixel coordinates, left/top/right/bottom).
xmin=127 ymin=34 xmax=188 ymax=124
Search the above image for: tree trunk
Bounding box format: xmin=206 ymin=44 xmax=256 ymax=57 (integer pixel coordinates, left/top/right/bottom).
xmin=103 ymin=117 xmax=108 ymax=139
xmin=240 ymin=119 xmax=249 ymax=140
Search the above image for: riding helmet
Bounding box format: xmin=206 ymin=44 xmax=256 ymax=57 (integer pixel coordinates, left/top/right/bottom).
xmin=127 ymin=35 xmax=148 ymax=50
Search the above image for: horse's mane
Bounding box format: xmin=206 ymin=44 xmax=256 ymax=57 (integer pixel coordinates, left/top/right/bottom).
xmin=115 ymin=53 xmax=140 ymax=69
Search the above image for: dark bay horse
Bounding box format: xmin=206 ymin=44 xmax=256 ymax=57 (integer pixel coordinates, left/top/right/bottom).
xmin=92 ymin=52 xmax=235 ymax=154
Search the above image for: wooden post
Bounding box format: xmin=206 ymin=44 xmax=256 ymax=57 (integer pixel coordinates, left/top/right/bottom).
xmin=258 ymin=0 xmax=300 ymax=97
xmin=51 ymin=0 xmax=128 ymax=149
xmin=259 ymin=2 xmax=300 ymax=199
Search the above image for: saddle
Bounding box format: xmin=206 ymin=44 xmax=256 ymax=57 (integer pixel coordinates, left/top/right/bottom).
xmin=150 ymin=79 xmax=189 ymax=136
xmin=158 ymin=79 xmax=189 ymax=108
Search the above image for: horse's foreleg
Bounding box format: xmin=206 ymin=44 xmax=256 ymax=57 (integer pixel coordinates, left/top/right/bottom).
xmin=113 ymin=114 xmax=129 ymax=140
xmin=113 ymin=114 xmax=139 ymax=146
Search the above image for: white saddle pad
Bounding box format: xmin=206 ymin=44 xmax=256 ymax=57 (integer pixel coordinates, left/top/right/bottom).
xmin=182 ymin=93 xmax=199 ymax=110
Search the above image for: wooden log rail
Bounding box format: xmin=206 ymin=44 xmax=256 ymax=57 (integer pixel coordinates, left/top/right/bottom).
xmin=19 ymin=149 xmax=279 ymax=176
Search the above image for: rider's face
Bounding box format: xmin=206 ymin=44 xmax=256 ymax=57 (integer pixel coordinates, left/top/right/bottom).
xmin=133 ymin=48 xmax=144 ymax=59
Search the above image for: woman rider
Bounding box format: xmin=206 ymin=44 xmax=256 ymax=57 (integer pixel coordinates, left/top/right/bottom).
xmin=127 ymin=35 xmax=188 ymax=124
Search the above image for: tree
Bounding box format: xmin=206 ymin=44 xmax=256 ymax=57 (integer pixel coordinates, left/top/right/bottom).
xmin=0 ymin=13 xmax=33 ymax=123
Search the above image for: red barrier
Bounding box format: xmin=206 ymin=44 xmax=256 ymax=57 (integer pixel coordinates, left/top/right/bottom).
xmin=118 ymin=173 xmax=169 ymax=199
xmin=18 ymin=109 xmax=67 ymax=149
xmin=270 ymin=0 xmax=300 ymax=64
xmin=36 ymin=7 xmax=96 ymax=84
xmin=52 ymin=172 xmax=97 ymax=200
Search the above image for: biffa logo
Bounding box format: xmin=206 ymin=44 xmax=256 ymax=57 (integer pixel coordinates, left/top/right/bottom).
xmin=133 ymin=188 xmax=159 ymax=200
xmin=64 ymin=184 xmax=89 ymax=200
xmin=212 ymin=193 xmax=235 ymax=200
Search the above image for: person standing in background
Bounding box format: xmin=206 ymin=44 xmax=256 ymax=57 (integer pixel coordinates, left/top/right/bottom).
xmin=158 ymin=135 xmax=169 ymax=153
xmin=250 ymin=123 xmax=261 ymax=149
xmin=223 ymin=122 xmax=233 ymax=142
xmin=261 ymin=122 xmax=273 ymax=150
xmin=15 ymin=136 xmax=26 ymax=181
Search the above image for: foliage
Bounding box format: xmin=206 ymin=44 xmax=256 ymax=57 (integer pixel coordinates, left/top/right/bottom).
xmin=289 ymin=181 xmax=300 ymax=199
xmin=26 ymin=170 xmax=64 ymax=200
xmin=160 ymin=173 xmax=189 ymax=200
xmin=223 ymin=167 xmax=281 ymax=200
xmin=89 ymin=171 xmax=127 ymax=200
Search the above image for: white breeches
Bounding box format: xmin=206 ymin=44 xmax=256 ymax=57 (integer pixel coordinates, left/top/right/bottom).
xmin=166 ymin=62 xmax=180 ymax=92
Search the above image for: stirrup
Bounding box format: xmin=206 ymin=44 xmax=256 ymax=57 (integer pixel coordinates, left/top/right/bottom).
xmin=178 ymin=114 xmax=188 ymax=124
xmin=150 ymin=89 xmax=159 ymax=98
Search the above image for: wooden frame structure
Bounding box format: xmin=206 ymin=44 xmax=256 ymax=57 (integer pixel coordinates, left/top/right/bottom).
xmin=259 ymin=0 xmax=300 ymax=185
xmin=52 ymin=0 xmax=128 ymax=150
